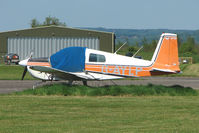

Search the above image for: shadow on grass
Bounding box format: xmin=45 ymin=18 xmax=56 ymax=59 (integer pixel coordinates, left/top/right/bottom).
xmin=12 ymin=83 xmax=198 ymax=96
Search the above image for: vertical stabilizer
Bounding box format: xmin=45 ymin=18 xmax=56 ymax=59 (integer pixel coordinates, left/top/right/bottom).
xmin=151 ymin=33 xmax=180 ymax=73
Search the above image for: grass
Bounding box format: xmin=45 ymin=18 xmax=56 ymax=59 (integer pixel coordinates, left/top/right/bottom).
xmin=13 ymin=83 xmax=197 ymax=96
xmin=0 ymin=65 xmax=34 ymax=80
xmin=180 ymin=64 xmax=199 ymax=77
xmin=0 ymin=84 xmax=198 ymax=132
xmin=0 ymin=95 xmax=199 ymax=132
xmin=168 ymin=64 xmax=199 ymax=77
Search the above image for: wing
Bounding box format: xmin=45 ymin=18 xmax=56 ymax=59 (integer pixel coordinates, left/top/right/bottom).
xmin=30 ymin=66 xmax=85 ymax=80
xmin=30 ymin=66 xmax=124 ymax=80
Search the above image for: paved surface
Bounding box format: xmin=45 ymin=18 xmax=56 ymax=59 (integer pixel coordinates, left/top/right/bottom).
xmin=0 ymin=77 xmax=198 ymax=94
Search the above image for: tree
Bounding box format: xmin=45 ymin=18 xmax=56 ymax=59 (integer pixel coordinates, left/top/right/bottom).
xmin=177 ymin=35 xmax=182 ymax=49
xmin=142 ymin=38 xmax=156 ymax=52
xmin=179 ymin=36 xmax=199 ymax=63
xmin=30 ymin=16 xmax=66 ymax=28
xmin=179 ymin=37 xmax=197 ymax=54
xmin=31 ymin=19 xmax=40 ymax=28
xmin=128 ymin=46 xmax=137 ymax=53
xmin=141 ymin=37 xmax=148 ymax=45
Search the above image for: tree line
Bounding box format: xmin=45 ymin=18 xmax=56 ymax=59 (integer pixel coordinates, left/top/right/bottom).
xmin=31 ymin=16 xmax=66 ymax=28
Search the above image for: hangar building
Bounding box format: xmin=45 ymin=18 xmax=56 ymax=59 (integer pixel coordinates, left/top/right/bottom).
xmin=0 ymin=26 xmax=115 ymax=61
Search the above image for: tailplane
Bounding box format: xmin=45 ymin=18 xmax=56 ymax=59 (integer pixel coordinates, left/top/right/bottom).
xmin=151 ymin=33 xmax=180 ymax=73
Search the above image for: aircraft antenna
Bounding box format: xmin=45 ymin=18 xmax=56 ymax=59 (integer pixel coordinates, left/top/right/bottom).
xmin=132 ymin=46 xmax=143 ymax=57
xmin=114 ymin=42 xmax=127 ymax=54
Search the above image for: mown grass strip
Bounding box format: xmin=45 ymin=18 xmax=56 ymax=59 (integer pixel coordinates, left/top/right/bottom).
xmin=0 ymin=65 xmax=34 ymax=80
xmin=13 ymin=83 xmax=197 ymax=96
xmin=0 ymin=96 xmax=199 ymax=133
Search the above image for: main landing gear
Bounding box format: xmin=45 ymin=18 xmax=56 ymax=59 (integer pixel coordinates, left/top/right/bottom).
xmin=83 ymin=80 xmax=87 ymax=86
xmin=67 ymin=80 xmax=87 ymax=86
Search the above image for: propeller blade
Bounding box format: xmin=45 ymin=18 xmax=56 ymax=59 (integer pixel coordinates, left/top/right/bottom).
xmin=21 ymin=66 xmax=27 ymax=80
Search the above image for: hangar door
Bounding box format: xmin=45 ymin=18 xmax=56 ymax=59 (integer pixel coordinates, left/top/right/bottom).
xmin=8 ymin=37 xmax=99 ymax=60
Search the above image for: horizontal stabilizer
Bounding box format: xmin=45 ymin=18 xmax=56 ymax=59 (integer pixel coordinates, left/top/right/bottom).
xmin=151 ymin=68 xmax=177 ymax=73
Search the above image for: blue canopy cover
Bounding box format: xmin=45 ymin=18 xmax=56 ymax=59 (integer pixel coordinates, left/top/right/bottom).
xmin=50 ymin=47 xmax=86 ymax=72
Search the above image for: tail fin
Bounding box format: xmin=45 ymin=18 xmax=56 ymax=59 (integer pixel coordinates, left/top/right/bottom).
xmin=151 ymin=33 xmax=180 ymax=73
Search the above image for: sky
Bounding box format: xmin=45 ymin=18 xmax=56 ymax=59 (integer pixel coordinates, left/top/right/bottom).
xmin=0 ymin=0 xmax=199 ymax=31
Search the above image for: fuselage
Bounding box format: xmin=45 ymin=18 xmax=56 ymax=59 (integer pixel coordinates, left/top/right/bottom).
xmin=23 ymin=48 xmax=170 ymax=80
xmin=85 ymin=49 xmax=154 ymax=77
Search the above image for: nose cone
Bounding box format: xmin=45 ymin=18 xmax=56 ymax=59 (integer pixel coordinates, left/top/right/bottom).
xmin=19 ymin=59 xmax=29 ymax=66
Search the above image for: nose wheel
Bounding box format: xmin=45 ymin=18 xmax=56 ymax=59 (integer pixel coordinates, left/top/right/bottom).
xmin=68 ymin=80 xmax=73 ymax=86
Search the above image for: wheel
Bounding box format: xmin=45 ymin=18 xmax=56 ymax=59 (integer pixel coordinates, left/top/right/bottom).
xmin=68 ymin=80 xmax=73 ymax=86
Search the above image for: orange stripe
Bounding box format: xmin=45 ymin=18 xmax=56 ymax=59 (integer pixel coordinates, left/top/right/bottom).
xmin=27 ymin=62 xmax=51 ymax=67
xmin=85 ymin=64 xmax=153 ymax=77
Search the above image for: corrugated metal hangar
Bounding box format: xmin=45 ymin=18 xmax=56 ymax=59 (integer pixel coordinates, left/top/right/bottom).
xmin=0 ymin=26 xmax=115 ymax=61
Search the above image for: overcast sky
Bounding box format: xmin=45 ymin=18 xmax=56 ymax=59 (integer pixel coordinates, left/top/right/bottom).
xmin=0 ymin=0 xmax=199 ymax=31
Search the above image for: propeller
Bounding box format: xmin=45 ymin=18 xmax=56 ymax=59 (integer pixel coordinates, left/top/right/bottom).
xmin=19 ymin=52 xmax=33 ymax=80
xmin=21 ymin=66 xmax=27 ymax=80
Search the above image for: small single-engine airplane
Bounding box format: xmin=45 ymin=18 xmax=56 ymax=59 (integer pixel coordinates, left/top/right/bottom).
xmin=19 ymin=33 xmax=180 ymax=85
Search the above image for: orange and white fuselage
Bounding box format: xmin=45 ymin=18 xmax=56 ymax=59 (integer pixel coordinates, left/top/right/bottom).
xmin=19 ymin=33 xmax=180 ymax=81
xmin=85 ymin=33 xmax=180 ymax=78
